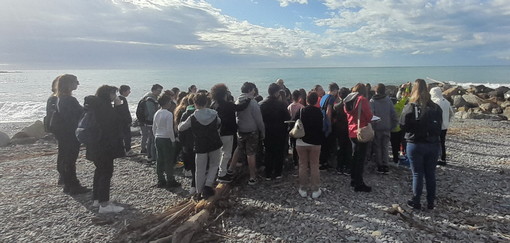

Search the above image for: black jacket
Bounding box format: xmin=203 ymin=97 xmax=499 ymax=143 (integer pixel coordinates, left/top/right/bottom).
xmin=259 ymin=96 xmax=290 ymax=139
xmin=295 ymin=105 xmax=324 ymax=145
xmin=56 ymin=95 xmax=84 ymax=137
xmin=84 ymin=96 xmax=125 ymax=161
xmin=118 ymin=96 xmax=132 ymax=125
xmin=211 ymin=100 xmax=237 ymax=136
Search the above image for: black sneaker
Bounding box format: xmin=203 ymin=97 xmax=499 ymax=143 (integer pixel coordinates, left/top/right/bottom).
xmin=319 ymin=164 xmax=330 ymax=171
xmin=217 ymin=174 xmax=233 ymax=183
xmin=166 ymin=180 xmax=181 ymax=188
xmin=343 ymin=169 xmax=351 ymax=176
xmin=437 ymin=160 xmax=447 ymax=166
xmin=202 ymin=186 xmax=215 ymax=199
xmin=65 ymin=185 xmax=91 ymax=195
xmin=377 ymin=166 xmax=385 ymax=174
xmin=156 ymin=180 xmax=166 ymax=188
xmin=227 ymin=169 xmax=234 ymax=176
xmin=427 ymin=203 xmax=435 ymax=210
xmin=354 ymin=184 xmax=372 ymax=192
xmin=407 ymin=200 xmax=422 ymax=210
xmin=383 ymin=166 xmax=389 ymax=174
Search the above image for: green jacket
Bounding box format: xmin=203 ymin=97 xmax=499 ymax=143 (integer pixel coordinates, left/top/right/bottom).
xmin=392 ymin=96 xmax=408 ymax=132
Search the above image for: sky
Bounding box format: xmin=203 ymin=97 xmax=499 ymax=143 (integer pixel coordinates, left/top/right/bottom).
xmin=1 ymin=0 xmax=510 ymax=69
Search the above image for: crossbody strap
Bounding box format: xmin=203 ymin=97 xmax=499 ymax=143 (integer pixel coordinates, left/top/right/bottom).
xmin=357 ymin=98 xmax=362 ymax=130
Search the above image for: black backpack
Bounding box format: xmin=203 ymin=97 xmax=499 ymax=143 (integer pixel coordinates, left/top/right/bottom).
xmin=44 ymin=96 xmax=60 ymax=133
xmin=75 ymin=107 xmax=102 ymax=145
xmin=409 ymin=102 xmax=442 ymax=142
xmin=136 ymin=97 xmax=157 ymax=125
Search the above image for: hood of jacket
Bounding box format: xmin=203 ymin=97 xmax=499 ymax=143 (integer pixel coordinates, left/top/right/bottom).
xmin=236 ymin=93 xmax=253 ymax=105
xmin=343 ymin=92 xmax=359 ymax=113
xmin=193 ymin=108 xmax=218 ymax=125
xmin=371 ymin=93 xmax=387 ymax=100
xmin=143 ymin=92 xmax=158 ymax=101
xmin=83 ymin=95 xmax=102 ymax=111
xmin=430 ymin=87 xmax=443 ymax=103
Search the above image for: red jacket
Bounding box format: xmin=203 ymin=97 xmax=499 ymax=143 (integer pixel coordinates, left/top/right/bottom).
xmin=344 ymin=94 xmax=373 ymax=138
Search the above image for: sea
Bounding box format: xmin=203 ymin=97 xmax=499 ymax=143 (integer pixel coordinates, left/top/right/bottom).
xmin=1 ymin=66 xmax=509 ymax=123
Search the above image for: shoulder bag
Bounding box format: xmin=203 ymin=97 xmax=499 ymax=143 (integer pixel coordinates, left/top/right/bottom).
xmin=357 ymin=99 xmax=374 ymax=142
xmin=289 ymin=108 xmax=305 ymax=139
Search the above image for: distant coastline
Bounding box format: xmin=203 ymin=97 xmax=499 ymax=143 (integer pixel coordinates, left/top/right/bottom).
xmin=0 ymin=71 xmax=22 ymax=73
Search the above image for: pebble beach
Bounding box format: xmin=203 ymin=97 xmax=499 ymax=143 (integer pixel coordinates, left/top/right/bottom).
xmin=0 ymin=118 xmax=509 ymax=242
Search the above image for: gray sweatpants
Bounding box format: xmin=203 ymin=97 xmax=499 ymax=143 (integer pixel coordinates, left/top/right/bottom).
xmin=373 ymin=130 xmax=391 ymax=167
xmin=195 ymin=148 xmax=221 ymax=194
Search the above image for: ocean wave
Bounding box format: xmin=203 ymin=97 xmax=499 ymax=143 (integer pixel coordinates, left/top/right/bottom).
xmin=426 ymin=77 xmax=510 ymax=89
xmin=0 ymin=101 xmax=46 ymax=123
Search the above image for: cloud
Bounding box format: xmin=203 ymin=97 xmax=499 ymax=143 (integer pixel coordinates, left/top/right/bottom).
xmin=0 ymin=0 xmax=509 ymax=68
xmin=277 ymin=0 xmax=308 ymax=7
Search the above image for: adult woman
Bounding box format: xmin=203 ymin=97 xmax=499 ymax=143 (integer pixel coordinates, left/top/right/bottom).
xmin=295 ymin=91 xmax=324 ymax=199
xmin=400 ymin=79 xmax=443 ymax=210
xmin=210 ymin=84 xmax=237 ymax=183
xmin=54 ymin=74 xmax=89 ymax=194
xmin=85 ymin=85 xmax=125 ymax=213
xmin=343 ymin=83 xmax=373 ymax=192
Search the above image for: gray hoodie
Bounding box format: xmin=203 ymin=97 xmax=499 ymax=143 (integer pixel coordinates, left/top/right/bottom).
xmin=235 ymin=93 xmax=265 ymax=138
xmin=370 ymin=94 xmax=398 ymax=131
xmin=178 ymin=108 xmax=221 ymax=132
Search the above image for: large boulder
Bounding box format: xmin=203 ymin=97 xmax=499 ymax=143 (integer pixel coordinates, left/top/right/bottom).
xmin=21 ymin=120 xmax=46 ymax=139
xmin=500 ymin=101 xmax=510 ymax=109
xmin=467 ymin=85 xmax=494 ymax=94
xmin=452 ymin=95 xmax=469 ymax=108
xmin=495 ymin=86 xmax=510 ymax=97
xmin=479 ymin=102 xmax=499 ymax=112
xmin=443 ymin=86 xmax=465 ymax=101
xmin=0 ymin=131 xmax=9 ymax=147
xmin=462 ymin=93 xmax=486 ymax=107
xmin=385 ymin=85 xmax=399 ymax=97
xmin=503 ymin=107 xmax=510 ymax=120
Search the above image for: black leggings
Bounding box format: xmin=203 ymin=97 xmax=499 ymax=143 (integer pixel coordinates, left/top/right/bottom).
xmin=440 ymin=129 xmax=447 ymax=161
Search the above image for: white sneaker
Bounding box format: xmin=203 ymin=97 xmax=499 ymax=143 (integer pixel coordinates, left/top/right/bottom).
xmin=298 ymin=188 xmax=307 ymax=198
xmin=189 ymin=187 xmax=196 ymax=195
xmin=99 ymin=203 xmax=124 ymax=214
xmin=92 ymin=200 xmax=99 ymax=207
xmin=311 ymin=189 xmax=322 ymax=199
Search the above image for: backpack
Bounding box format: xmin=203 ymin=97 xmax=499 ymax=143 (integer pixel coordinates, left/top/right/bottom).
xmin=136 ymin=97 xmax=157 ymax=125
xmin=320 ymin=94 xmax=334 ymax=136
xmin=409 ymin=102 xmax=442 ymax=143
xmin=75 ymin=109 xmax=102 ymax=145
xmin=44 ymin=96 xmax=61 ymax=133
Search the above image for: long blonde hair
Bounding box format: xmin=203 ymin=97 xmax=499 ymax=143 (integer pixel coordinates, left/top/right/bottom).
xmin=409 ymin=79 xmax=431 ymax=106
xmin=56 ymin=74 xmax=78 ymax=97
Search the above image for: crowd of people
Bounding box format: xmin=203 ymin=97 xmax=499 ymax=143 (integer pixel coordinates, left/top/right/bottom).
xmin=46 ymin=75 xmax=454 ymax=214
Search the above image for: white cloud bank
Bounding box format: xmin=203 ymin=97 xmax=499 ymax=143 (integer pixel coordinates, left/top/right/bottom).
xmin=0 ymin=0 xmax=509 ymax=68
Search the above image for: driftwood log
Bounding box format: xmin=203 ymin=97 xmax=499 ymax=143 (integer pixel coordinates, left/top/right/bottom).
xmin=114 ymin=182 xmax=231 ymax=243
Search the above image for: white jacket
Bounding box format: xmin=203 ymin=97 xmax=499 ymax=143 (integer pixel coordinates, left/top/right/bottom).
xmin=430 ymin=87 xmax=454 ymax=130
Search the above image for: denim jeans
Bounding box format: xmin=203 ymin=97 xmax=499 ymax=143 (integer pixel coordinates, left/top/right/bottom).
xmin=407 ymin=142 xmax=440 ymax=205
